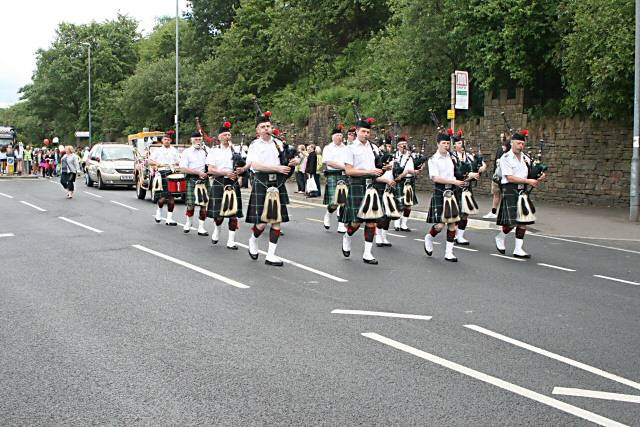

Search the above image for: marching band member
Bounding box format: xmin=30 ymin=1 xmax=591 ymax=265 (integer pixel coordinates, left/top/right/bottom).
xmin=484 ymin=133 xmax=511 ymax=219
xmin=374 ymin=149 xmax=397 ymax=248
xmin=149 ymin=132 xmax=180 ymax=226
xmin=179 ymin=131 xmax=210 ymax=236
xmin=393 ymin=137 xmax=421 ymax=232
xmin=242 ymin=110 xmax=299 ymax=266
xmin=424 ymin=131 xmax=465 ymax=262
xmin=206 ymin=120 xmax=244 ymax=250
xmin=451 ymin=133 xmax=484 ymax=245
xmin=495 ymin=131 xmax=545 ymax=258
xmin=322 ymin=124 xmax=349 ymax=233
xmin=346 ymin=126 xmax=357 ymax=145
xmin=339 ymin=117 xmax=385 ymax=265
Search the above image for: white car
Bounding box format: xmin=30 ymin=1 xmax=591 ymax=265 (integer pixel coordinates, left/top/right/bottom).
xmin=84 ymin=143 xmax=135 ymax=190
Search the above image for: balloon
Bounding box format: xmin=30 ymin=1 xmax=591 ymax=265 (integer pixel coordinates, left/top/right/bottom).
xmin=52 ymin=137 xmax=59 ymax=144
xmin=43 ymin=138 xmax=50 ymax=146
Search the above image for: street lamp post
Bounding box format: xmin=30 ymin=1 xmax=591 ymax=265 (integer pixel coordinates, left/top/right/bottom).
xmin=631 ymin=0 xmax=640 ymax=221
xmin=175 ymin=0 xmax=180 ymax=143
xmin=81 ymin=42 xmax=92 ymax=146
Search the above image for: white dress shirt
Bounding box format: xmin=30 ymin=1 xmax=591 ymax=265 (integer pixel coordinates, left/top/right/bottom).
xmin=179 ymin=146 xmax=207 ymax=172
xmin=150 ymin=146 xmax=179 ymax=167
xmin=322 ymin=142 xmax=350 ymax=171
xmin=395 ymin=152 xmax=415 ymax=177
xmin=345 ymin=140 xmax=376 ymax=170
xmin=500 ymin=150 xmax=529 ymax=184
xmin=428 ymin=151 xmax=454 ymax=181
xmin=206 ymin=145 xmax=234 ymax=174
xmin=246 ymin=137 xmax=280 ymax=171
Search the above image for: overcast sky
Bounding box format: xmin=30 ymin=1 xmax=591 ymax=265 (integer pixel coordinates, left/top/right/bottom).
xmin=0 ymin=0 xmax=184 ymax=108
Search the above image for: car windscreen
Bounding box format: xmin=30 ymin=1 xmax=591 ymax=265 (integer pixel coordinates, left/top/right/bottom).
xmin=102 ymin=146 xmax=134 ymax=161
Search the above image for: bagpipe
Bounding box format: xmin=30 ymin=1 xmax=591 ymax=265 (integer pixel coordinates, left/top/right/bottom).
xmin=527 ymin=138 xmax=550 ymax=182
xmin=352 ymin=100 xmax=392 ymax=169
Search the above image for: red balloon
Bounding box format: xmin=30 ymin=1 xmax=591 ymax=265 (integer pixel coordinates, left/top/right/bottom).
xmin=43 ymin=138 xmax=50 ymax=145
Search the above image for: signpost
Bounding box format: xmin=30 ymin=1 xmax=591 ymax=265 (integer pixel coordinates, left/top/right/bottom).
xmin=75 ymin=131 xmax=90 ymax=138
xmin=450 ymin=70 xmax=469 ymax=131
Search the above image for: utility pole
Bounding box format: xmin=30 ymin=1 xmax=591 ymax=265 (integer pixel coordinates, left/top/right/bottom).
xmin=175 ymin=0 xmax=180 ymax=144
xmin=631 ymin=0 xmax=640 ymax=221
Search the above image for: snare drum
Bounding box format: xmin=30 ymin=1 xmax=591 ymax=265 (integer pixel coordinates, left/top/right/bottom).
xmin=166 ymin=173 xmax=186 ymax=193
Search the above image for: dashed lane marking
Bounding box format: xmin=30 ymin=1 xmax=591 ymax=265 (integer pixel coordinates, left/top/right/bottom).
xmin=552 ymin=387 xmax=640 ymax=404
xmin=529 ymin=233 xmax=640 ymax=256
xmin=0 ymin=233 xmax=15 ymax=238
xmin=110 ymin=200 xmax=139 ymax=211
xmin=490 ymin=253 xmax=525 ymax=262
xmin=0 ymin=192 xmax=14 ymax=198
xmin=453 ymin=245 xmax=478 ymax=252
xmin=20 ymin=201 xmax=47 ymax=212
xmin=83 ymin=191 xmax=103 ymax=198
xmin=57 ymin=217 xmax=104 ymax=233
xmin=132 ymin=244 xmax=249 ymax=289
xmin=537 ymin=263 xmax=576 ymax=272
xmin=464 ymin=325 xmax=640 ymax=391
xmin=332 ymin=309 xmax=431 ymax=320
xmin=593 ymin=275 xmax=640 ymax=287
xmin=362 ymin=332 xmax=626 ymax=427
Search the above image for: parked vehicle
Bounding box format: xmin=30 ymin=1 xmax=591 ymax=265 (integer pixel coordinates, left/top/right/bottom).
xmin=84 ymin=143 xmax=135 ymax=189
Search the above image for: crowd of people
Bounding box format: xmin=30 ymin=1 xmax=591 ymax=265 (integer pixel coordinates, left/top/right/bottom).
xmin=0 ymin=142 xmax=90 ymax=179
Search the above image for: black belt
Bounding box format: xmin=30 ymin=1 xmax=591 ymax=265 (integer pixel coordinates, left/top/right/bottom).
xmin=324 ymin=170 xmax=346 ymax=176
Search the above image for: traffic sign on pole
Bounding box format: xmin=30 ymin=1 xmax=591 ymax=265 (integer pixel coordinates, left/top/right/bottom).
xmin=454 ymin=70 xmax=469 ymax=110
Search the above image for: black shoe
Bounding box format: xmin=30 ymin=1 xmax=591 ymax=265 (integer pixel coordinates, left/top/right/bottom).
xmin=382 ymin=243 xmax=392 ymax=247
xmin=445 ymin=256 xmax=458 ymax=263
xmin=248 ymin=249 xmax=258 ymax=260
xmin=376 ymin=243 xmax=384 ymax=248
xmin=496 ymin=246 xmax=505 ymax=255
xmin=184 ymin=229 xmax=190 ymax=234
xmin=324 ymin=225 xmax=330 ymax=230
xmin=166 ymin=222 xmax=177 ymax=226
xmin=198 ymin=232 xmax=209 ymax=236
xmin=227 ymin=245 xmax=238 ymax=250
xmin=394 ymin=227 xmax=401 ymax=231
xmin=363 ymin=258 xmax=378 ymax=265
xmin=513 ymin=253 xmax=531 ymax=259
xmin=155 ymin=218 xmax=161 ymax=223
xmin=400 ymin=227 xmax=412 ymax=232
xmin=342 ymin=248 xmax=350 ymax=258
xmin=455 ymin=239 xmax=470 ymax=246
xmin=211 ymin=239 xmax=218 ymax=245
xmin=265 ymin=259 xmax=284 ymax=266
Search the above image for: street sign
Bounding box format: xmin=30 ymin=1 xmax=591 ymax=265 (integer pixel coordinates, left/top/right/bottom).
xmin=454 ymin=70 xmax=469 ymax=110
xmin=447 ymin=109 xmax=455 ymax=120
xmin=75 ymin=131 xmax=90 ymax=138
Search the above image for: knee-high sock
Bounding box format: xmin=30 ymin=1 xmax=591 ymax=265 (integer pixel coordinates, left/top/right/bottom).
xmin=446 ymin=229 xmax=456 ymax=242
xmin=252 ymin=225 xmax=265 ymax=238
xmin=185 ymin=208 xmax=195 ymax=217
xmin=515 ymin=227 xmax=526 ymax=239
xmin=199 ymin=207 xmax=207 ymax=221
xmin=229 ymin=217 xmax=238 ymax=231
xmin=327 ymin=205 xmax=337 ymax=213
xmin=378 ymin=218 xmax=390 ymax=231
xmin=403 ymin=207 xmax=411 ymax=217
xmin=502 ymin=226 xmax=513 ymax=234
xmin=364 ymin=226 xmax=375 ymax=242
xmin=269 ymin=227 xmax=281 ymax=244
xmin=215 ymin=218 xmax=224 ymax=226
xmin=158 ymin=197 xmax=165 ymax=209
xmin=167 ymin=197 xmax=175 ymax=212
xmin=347 ymin=224 xmax=359 ymax=236
xmin=429 ymin=225 xmax=441 ymax=237
xmin=458 ymin=219 xmax=468 ymax=230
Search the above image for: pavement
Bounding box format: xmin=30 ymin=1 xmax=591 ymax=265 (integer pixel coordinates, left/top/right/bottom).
xmin=1 ymin=176 xmax=639 ymax=426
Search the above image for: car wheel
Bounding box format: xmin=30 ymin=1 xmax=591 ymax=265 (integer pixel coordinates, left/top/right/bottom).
xmin=85 ymin=171 xmax=94 ymax=187
xmin=97 ymin=172 xmax=106 ymax=190
xmin=136 ymin=177 xmax=147 ymax=200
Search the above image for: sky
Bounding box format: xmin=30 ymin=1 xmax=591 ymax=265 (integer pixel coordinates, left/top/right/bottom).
xmin=0 ymin=0 xmax=183 ymax=108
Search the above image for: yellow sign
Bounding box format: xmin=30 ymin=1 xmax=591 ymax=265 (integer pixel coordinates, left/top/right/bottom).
xmin=447 ymin=109 xmax=455 ymax=119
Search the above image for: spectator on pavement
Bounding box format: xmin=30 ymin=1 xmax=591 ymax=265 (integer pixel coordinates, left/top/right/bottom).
xmin=60 ymin=146 xmax=80 ymax=198
xmin=304 ymin=144 xmax=321 ymax=198
xmin=5 ymin=145 xmax=15 ymax=175
xmin=15 ymin=142 xmax=24 ymax=175
xmin=23 ymin=145 xmax=33 ymax=175
xmin=0 ymin=146 xmax=6 ymax=174
xmin=295 ymin=144 xmax=307 ymax=194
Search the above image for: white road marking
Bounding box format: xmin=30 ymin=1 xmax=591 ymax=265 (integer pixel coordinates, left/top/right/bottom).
xmin=306 ymin=218 xmax=325 ymax=224
xmin=544 ymin=234 xmax=640 ymax=243
xmin=0 ymin=233 xmax=15 ymax=238
xmin=159 ymin=216 xmax=348 ymax=283
xmin=453 ymin=246 xmax=478 ymax=252
xmin=490 ymin=253 xmax=525 ymax=261
xmin=552 ymin=387 xmax=640 ymax=404
xmin=464 ymin=325 xmax=640 ymax=391
xmin=386 ymin=232 xmax=406 ymax=238
xmin=235 ymin=242 xmax=348 ymax=283
xmin=110 ymin=200 xmax=139 ymax=211
xmin=57 ymin=217 xmax=104 ymax=233
xmin=83 ymin=191 xmax=103 ymax=198
xmin=132 ymin=244 xmax=249 ymax=289
xmin=537 ymin=263 xmax=576 ymax=272
xmin=332 ymin=309 xmax=431 ymax=320
xmin=413 ymin=238 xmax=441 ymax=245
xmin=20 ymin=201 xmax=47 ymax=212
xmin=362 ymin=332 xmax=627 ymax=427
xmin=0 ymin=192 xmax=14 ymax=198
xmin=529 ymin=233 xmax=640 ymax=255
xmin=593 ymin=275 xmax=640 ymax=287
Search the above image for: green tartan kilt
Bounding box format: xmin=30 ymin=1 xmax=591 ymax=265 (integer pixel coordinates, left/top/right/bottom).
xmin=245 ymin=172 xmax=290 ymax=224
xmin=152 ymin=170 xmax=171 ymax=201
xmin=339 ymin=176 xmax=377 ymax=224
xmin=186 ymin=175 xmax=210 ymax=207
xmin=207 ymin=177 xmax=244 ymax=218
xmin=323 ymin=172 xmax=347 ymax=206
xmin=427 ymin=185 xmax=462 ymax=224
xmin=497 ymin=183 xmax=535 ymax=226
